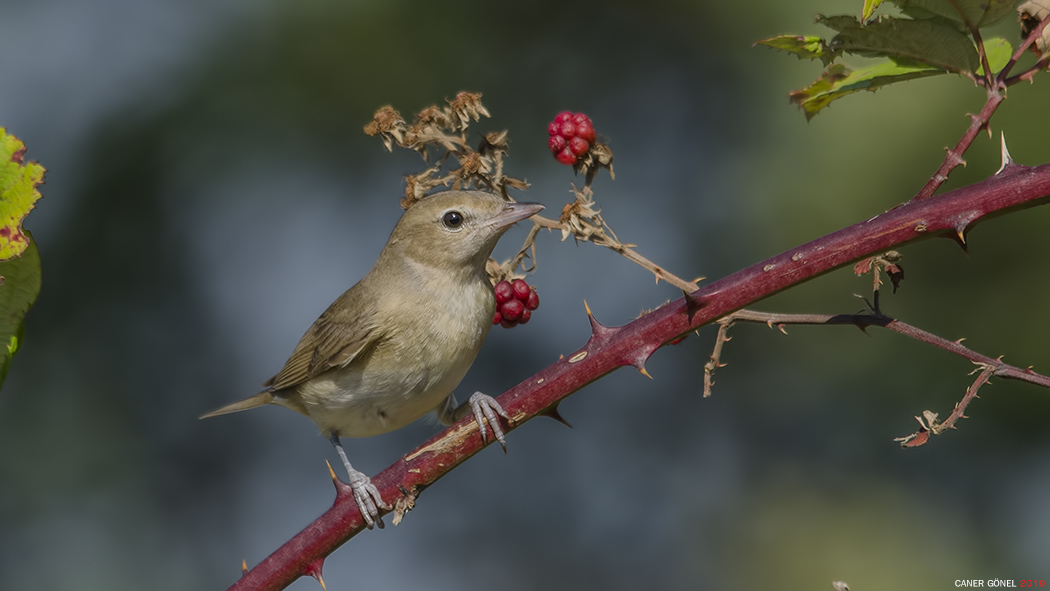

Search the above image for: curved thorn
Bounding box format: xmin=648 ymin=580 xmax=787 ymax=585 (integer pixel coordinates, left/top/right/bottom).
xmin=305 ymin=558 xmax=327 ymax=591
xmin=997 ymin=131 xmax=1014 ymax=175
xmin=542 ymin=403 xmax=574 ymax=428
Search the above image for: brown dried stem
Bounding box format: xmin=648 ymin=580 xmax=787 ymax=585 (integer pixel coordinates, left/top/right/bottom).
xmin=227 ymin=158 xmax=1050 ymax=591
xmin=709 ymin=308 xmax=1050 ymax=405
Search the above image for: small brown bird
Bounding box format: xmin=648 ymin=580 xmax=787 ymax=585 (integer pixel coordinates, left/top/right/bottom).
xmin=201 ymin=190 xmax=543 ymax=528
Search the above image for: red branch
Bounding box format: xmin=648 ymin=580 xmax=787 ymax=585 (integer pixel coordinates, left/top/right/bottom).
xmin=229 ymin=162 xmax=1050 ymax=591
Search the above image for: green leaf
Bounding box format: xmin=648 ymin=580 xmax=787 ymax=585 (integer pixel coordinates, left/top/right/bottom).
xmin=789 ymin=61 xmax=946 ymax=119
xmin=862 ymin=0 xmax=887 ymax=21
xmin=819 ymin=15 xmax=979 ymax=73
xmin=978 ymin=37 xmax=1014 ymax=75
xmin=0 ymin=128 xmax=45 ymax=261
xmin=755 ymin=35 xmax=839 ymax=65
xmin=0 ymin=231 xmax=41 ymax=388
xmin=891 ymin=0 xmax=1015 ymax=27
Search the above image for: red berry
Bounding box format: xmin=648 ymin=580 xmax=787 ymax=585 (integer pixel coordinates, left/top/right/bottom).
xmin=556 ymin=147 xmax=577 ymax=165
xmin=575 ymin=119 xmax=596 ymax=143
xmin=519 ymin=309 xmax=531 ymax=324
xmin=500 ymin=318 xmax=516 ymax=329
xmin=547 ymin=111 xmax=597 ymax=166
xmin=569 ymin=136 xmax=589 ymax=156
xmin=501 ymin=299 xmax=524 ymax=321
xmin=493 ymin=311 xmax=502 ymax=325
xmin=494 ymin=280 xmax=514 ymax=304
xmin=525 ymin=289 xmax=539 ymax=310
xmin=511 ymin=279 xmax=531 ymax=301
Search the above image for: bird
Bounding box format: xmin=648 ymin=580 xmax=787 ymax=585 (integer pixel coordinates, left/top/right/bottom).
xmin=201 ymin=190 xmax=544 ymax=528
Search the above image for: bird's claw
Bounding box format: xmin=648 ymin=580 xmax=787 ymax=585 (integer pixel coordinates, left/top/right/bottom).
xmin=347 ymin=469 xmax=391 ymax=529
xmin=468 ymin=392 xmax=510 ymax=451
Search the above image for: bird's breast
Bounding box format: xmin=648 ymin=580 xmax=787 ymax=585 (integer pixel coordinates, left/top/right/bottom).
xmin=298 ymin=276 xmax=494 ymax=438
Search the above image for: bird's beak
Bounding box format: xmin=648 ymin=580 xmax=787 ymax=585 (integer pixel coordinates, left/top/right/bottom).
xmin=486 ymin=201 xmax=545 ymax=230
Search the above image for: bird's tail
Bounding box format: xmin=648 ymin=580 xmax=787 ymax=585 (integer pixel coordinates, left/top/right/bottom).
xmin=199 ymin=391 xmax=275 ymax=419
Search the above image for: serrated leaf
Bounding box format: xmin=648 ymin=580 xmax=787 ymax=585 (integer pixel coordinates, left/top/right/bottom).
xmin=755 ymin=35 xmax=839 ymax=65
xmin=0 ymin=129 xmax=45 ymax=261
xmin=978 ymin=37 xmax=1014 ymax=75
xmin=789 ymin=61 xmax=945 ymax=119
xmin=891 ymin=0 xmax=1015 ymax=27
xmin=0 ymin=232 xmax=41 ymax=389
xmin=863 ymin=0 xmax=887 ymax=21
xmin=819 ymin=15 xmax=979 ymax=72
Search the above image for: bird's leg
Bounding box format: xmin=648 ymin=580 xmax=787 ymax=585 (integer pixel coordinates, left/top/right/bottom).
xmin=327 ymin=432 xmax=391 ymax=529
xmin=440 ymin=392 xmax=510 ymax=451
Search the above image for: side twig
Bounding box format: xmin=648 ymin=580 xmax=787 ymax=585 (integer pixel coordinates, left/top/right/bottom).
xmin=912 ymin=12 xmax=1050 ymax=202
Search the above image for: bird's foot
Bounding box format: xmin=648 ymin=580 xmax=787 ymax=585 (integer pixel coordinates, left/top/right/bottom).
xmin=467 ymin=392 xmax=510 ymax=451
xmin=345 ymin=467 xmax=391 ymax=530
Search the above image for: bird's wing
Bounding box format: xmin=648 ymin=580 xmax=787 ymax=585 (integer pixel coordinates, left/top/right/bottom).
xmin=262 ymin=298 xmax=382 ymax=392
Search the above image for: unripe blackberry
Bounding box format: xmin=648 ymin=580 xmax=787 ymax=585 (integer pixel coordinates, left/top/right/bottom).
xmin=501 ymin=299 xmax=524 ymax=321
xmin=511 ymin=279 xmax=531 ymax=301
xmin=547 ymin=111 xmax=597 ymax=166
xmin=494 ymin=280 xmax=514 ymax=304
xmin=493 ymin=278 xmax=540 ymax=328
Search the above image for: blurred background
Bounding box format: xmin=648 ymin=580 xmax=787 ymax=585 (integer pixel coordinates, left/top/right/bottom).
xmin=3 ymin=0 xmax=1050 ymax=589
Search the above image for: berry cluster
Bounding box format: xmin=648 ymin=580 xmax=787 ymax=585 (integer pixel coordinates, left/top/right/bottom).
xmin=493 ymin=279 xmax=540 ymax=328
xmin=548 ymin=111 xmax=596 ymax=166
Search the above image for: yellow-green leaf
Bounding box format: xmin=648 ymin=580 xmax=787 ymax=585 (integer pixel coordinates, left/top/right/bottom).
xmin=0 ymin=129 xmax=45 ymax=261
xmin=755 ymin=35 xmax=840 ymax=65
xmin=790 ymin=61 xmax=946 ymax=119
xmin=862 ymin=0 xmax=887 ymax=21
xmin=978 ymin=37 xmax=1014 ymax=76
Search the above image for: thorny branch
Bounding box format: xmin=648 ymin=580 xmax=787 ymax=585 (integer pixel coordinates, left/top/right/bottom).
xmin=913 ymin=10 xmax=1050 ymax=202
xmin=232 ymin=38 xmax=1050 ymax=584
xmin=231 ymin=155 xmax=1050 ymax=591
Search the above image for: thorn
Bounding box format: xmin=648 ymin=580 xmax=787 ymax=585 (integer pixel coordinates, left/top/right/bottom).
xmin=585 ymin=300 xmax=617 ymax=345
xmin=996 ymin=131 xmax=1014 ymax=175
xmin=541 ymin=403 xmax=573 ymax=428
xmin=326 ymin=460 xmax=352 ymax=498
xmin=304 ymin=558 xmax=327 ymax=591
xmin=951 ymin=226 xmax=969 ymax=253
xmin=683 ymin=290 xmax=703 ymax=323
xmin=242 ymin=560 xmax=248 ymax=575
xmin=955 ymin=337 xmax=967 ymax=344
xmin=623 ymin=343 xmax=659 ymax=377
xmin=944 ymin=147 xmax=967 ymax=168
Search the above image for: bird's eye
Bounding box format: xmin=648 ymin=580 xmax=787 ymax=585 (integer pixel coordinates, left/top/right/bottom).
xmin=442 ymin=210 xmax=465 ymax=229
